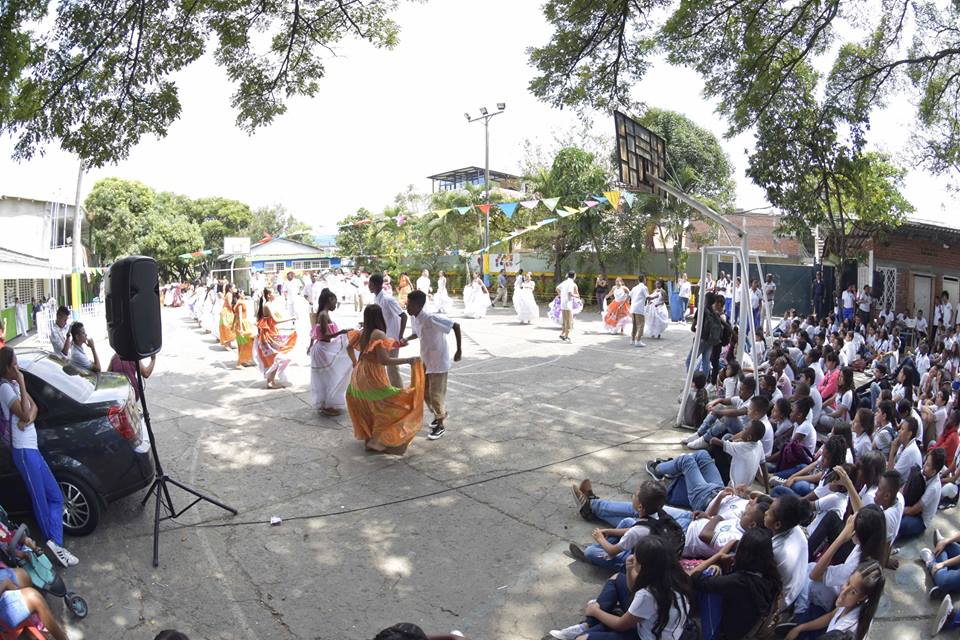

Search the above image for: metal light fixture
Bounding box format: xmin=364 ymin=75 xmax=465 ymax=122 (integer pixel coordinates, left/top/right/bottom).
xmin=464 ymin=112 xmax=470 ymax=121
xmin=479 ymin=106 xmax=488 ymax=115
xmin=497 ymin=102 xmax=506 ymax=111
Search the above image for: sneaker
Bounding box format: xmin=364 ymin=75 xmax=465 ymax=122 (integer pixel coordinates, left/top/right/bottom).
xmin=932 ymin=594 xmax=953 ymax=636
xmin=646 ymin=460 xmax=666 ymax=481
xmin=687 ymin=436 xmax=710 ymax=450
xmin=568 ymin=542 xmax=587 ymax=562
xmin=769 ymin=476 xmax=787 ymax=487
xmin=935 ymin=528 xmax=945 ymax=549
xmin=930 ymin=585 xmax=945 ymax=601
xmin=549 ymin=623 xmax=587 ymax=640
xmin=46 ymin=540 xmax=78 ymax=568
xmin=635 ymin=341 xmax=646 ymax=347
xmin=427 ymin=424 xmax=446 ymax=440
xmin=921 ymin=548 xmax=935 ymax=570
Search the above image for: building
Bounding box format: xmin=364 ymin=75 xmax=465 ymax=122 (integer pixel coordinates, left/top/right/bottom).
xmin=427 ymin=167 xmax=525 ymax=194
xmin=248 ymin=237 xmax=342 ymax=274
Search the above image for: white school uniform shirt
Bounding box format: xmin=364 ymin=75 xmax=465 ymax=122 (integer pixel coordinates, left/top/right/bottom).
xmin=760 ymin=415 xmax=774 ymax=457
xmin=375 ymin=290 xmax=403 ymax=341
xmin=48 ymin=320 xmax=69 ymax=355
xmin=809 ymin=386 xmax=824 ymax=425
xmin=809 ymin=480 xmax=849 ymax=532
xmin=893 ymin=439 xmax=923 ymax=480
xmin=828 ymin=606 xmax=861 ymax=634
xmin=857 ymin=292 xmax=872 ymax=312
xmin=416 ymin=276 xmax=431 ymax=293
xmin=750 ymin=288 xmax=761 ymax=310
xmin=840 ymin=341 xmax=858 ymax=367
xmin=944 ymin=302 xmax=954 ymax=326
xmin=716 ymin=494 xmax=749 ymax=520
xmin=683 ymin=517 xmax=744 ymax=559
xmin=773 ymin=526 xmax=809 ymax=608
xmin=679 ymin=280 xmax=691 ymax=298
xmin=917 ymin=316 xmax=929 ymax=333
xmin=763 ymin=281 xmax=776 ymax=302
xmin=822 ymin=544 xmax=861 ymax=597
xmin=558 ymin=278 xmax=579 ymax=311
xmin=629 ymin=282 xmax=648 ymax=314
xmin=0 ymin=381 xmax=38 ymax=449
xmin=853 ymin=431 xmax=873 ymax=460
xmin=810 ymin=361 xmax=825 ymax=386
xmin=920 ymin=474 xmax=943 ymax=527
xmin=628 ymin=589 xmax=688 ymax=640
xmin=723 ymin=439 xmax=764 ymax=488
xmin=933 ymin=406 xmax=948 ymax=439
xmin=794 ymin=419 xmax=817 ymax=455
xmin=411 ymin=311 xmax=454 ymax=374
xmin=841 ymin=290 xmax=855 ymax=310
xmin=915 ymin=352 xmax=931 ymax=377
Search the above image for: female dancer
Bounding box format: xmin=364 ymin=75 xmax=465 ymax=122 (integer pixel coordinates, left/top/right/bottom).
xmin=594 ymin=273 xmax=609 ymax=314
xmin=416 ymin=269 xmax=432 ymax=296
xmin=645 ymin=279 xmax=670 ymax=339
xmin=347 ymin=304 xmax=424 ymax=454
xmin=434 ymin=270 xmax=452 ymax=313
xmin=219 ymin=284 xmax=237 ymax=349
xmin=255 ymin=288 xmax=297 ymax=389
xmin=514 ymin=272 xmax=540 ymax=324
xmin=603 ymin=277 xmax=631 ymax=334
xmin=397 ymin=272 xmax=412 ymax=309
xmin=308 ymin=289 xmax=355 ymax=415
xmin=463 ymin=275 xmax=491 ymax=319
xmin=233 ymin=289 xmax=256 ymax=367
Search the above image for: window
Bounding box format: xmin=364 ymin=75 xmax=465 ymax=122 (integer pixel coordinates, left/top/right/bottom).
xmin=2 ymin=279 xmax=15 ymax=308
xmin=291 ymin=260 xmax=328 ymax=271
xmin=18 ymin=280 xmax=34 ymax=304
xmin=265 ymin=261 xmax=286 ymax=272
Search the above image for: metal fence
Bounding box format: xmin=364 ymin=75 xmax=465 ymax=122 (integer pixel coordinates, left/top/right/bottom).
xmin=35 ymin=302 xmax=105 ymax=344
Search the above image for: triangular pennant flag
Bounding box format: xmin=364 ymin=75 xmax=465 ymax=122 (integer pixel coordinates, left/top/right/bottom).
xmin=542 ymin=197 xmax=560 ymax=211
xmin=592 ymin=195 xmax=609 ymax=203
xmin=561 ymin=206 xmax=579 ymax=217
xmin=520 ymin=200 xmax=539 ymax=209
xmin=604 ymin=191 xmax=621 ymax=209
xmin=540 ymin=217 xmax=557 ymax=225
xmin=498 ymin=202 xmax=519 ymax=219
xmin=435 ymin=209 xmax=450 ymax=221
xmin=622 ymin=192 xmax=636 ymax=207
xmin=477 ymin=204 xmax=492 ymax=215
xmin=578 ymin=206 xmax=590 ymax=213
xmin=584 ymin=200 xmax=599 ymax=208
xmin=456 ymin=206 xmax=471 ymax=215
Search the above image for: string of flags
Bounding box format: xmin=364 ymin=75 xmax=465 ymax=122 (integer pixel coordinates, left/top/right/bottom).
xmin=336 ymin=190 xmax=642 ymax=229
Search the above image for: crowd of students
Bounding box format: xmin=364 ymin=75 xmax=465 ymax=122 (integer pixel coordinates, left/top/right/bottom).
xmin=549 ymin=290 xmax=960 ymax=640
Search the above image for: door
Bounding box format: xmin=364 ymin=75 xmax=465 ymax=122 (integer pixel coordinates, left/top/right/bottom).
xmin=943 ymin=277 xmax=959 ymax=309
xmin=914 ymin=274 xmax=933 ymax=319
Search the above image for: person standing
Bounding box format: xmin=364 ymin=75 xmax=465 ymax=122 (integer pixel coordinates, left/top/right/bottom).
xmin=48 ymin=306 xmax=72 ymax=357
xmin=13 ymin=298 xmax=27 ymax=336
xmin=397 ymin=273 xmax=412 ymax=309
xmin=304 ymin=272 xmax=321 ymax=327
xmin=0 ymin=347 xmax=79 ymax=568
xmin=602 ymin=277 xmax=631 ymax=334
xmin=556 ymin=271 xmax=581 ymax=342
xmin=281 ymin=270 xmax=302 ymax=321
xmin=514 ymin=272 xmax=540 ymax=324
xmin=594 ymin=273 xmax=609 ymax=314
xmin=629 ymin=274 xmax=649 ymax=347
xmin=644 ymin=279 xmax=669 ymax=339
xmin=307 ymin=289 xmax=355 ymax=416
xmin=492 ymin=269 xmax=508 ymax=307
xmin=750 ymin=279 xmax=763 ymax=332
xmin=416 ymin=269 xmax=432 ymax=297
xmin=255 ymin=288 xmax=297 ymax=389
xmin=369 ymin=273 xmax=407 ymax=388
xmin=678 ymin=273 xmax=692 ymax=321
xmin=813 ymin=271 xmax=825 ymax=319
xmin=434 ymin=270 xmax=451 ymax=314
xmin=763 ymin=273 xmax=777 ymax=333
xmin=109 ymin=353 xmax=157 ymax=399
xmin=232 ymin=289 xmax=256 ymax=367
xmin=841 ymin=284 xmax=856 ymax=322
xmin=857 ymin=284 xmax=873 ymax=324
xmin=218 ymin=284 xmax=237 ymax=349
xmin=405 ymin=290 xmax=462 ymax=440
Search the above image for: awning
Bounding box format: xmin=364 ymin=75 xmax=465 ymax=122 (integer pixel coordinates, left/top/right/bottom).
xmin=0 ymin=247 xmax=72 ymax=279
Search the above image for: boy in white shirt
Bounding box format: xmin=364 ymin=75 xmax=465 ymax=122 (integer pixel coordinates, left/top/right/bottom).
xmin=888 ymin=416 xmax=923 ymax=479
xmin=404 ymin=291 xmax=462 ymax=440
xmin=841 ymin=285 xmax=856 ymax=322
xmin=897 ymin=448 xmax=946 ymax=542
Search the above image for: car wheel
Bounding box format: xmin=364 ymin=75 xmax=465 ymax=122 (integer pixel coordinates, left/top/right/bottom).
xmin=58 ymin=475 xmax=101 ymax=537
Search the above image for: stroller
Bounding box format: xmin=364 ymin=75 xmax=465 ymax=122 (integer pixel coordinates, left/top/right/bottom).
xmin=0 ymin=504 xmax=87 ymax=619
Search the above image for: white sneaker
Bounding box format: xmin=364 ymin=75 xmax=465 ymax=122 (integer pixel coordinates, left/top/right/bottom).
xmin=549 ymin=622 xmax=587 ymax=640
xmin=46 ymin=541 xmax=79 ymax=567
xmin=686 ymin=436 xmax=709 ymax=450
xmin=921 ymin=547 xmax=936 ymax=570
xmin=636 ymin=341 xmax=646 ymax=347
xmin=933 ymin=594 xmax=953 ymax=636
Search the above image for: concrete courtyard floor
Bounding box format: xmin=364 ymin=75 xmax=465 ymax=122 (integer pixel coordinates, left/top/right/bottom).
xmin=28 ymin=303 xmax=960 ymax=639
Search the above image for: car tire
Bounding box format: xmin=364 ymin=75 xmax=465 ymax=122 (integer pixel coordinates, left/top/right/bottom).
xmin=58 ymin=474 xmax=102 ymax=537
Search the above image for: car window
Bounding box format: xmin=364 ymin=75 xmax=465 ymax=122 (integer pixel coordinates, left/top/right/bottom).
xmin=21 ymin=353 xmax=98 ymax=403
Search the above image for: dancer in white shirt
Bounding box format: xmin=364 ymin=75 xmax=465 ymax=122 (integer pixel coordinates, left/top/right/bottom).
xmin=629 ymin=275 xmax=649 ymax=347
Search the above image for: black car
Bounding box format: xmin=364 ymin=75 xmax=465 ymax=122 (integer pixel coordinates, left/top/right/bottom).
xmin=0 ymin=351 xmax=155 ymax=536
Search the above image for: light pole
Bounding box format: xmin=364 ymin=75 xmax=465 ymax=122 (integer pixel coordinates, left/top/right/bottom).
xmin=465 ymin=103 xmax=506 ymax=281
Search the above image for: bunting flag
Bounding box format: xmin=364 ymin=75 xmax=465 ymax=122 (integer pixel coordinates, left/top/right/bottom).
xmin=604 ymin=191 xmax=621 ymax=209
xmin=584 ymin=200 xmax=599 ymax=208
xmin=520 ymin=200 xmax=539 ymax=209
xmin=498 ymin=202 xmax=519 ymax=219
xmin=477 ymin=204 xmax=492 ymax=215
xmin=622 ymin=192 xmax=636 ymax=208
xmin=395 ymin=215 xmax=406 ymax=226
xmin=435 ymin=209 xmax=450 ymax=221
xmin=456 ymin=206 xmax=472 ymax=215
xmin=542 ymin=197 xmax=560 ymax=211
xmin=560 ymin=206 xmax=579 ymax=217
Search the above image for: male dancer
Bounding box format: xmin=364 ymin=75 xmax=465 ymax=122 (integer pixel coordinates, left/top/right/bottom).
xmin=369 ymin=273 xmax=407 ymax=387
xmin=556 ymin=271 xmax=580 ymax=342
xmin=629 ymin=274 xmax=648 ymax=347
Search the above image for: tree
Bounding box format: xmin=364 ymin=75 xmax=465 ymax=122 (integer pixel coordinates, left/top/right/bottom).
xmin=244 ymin=205 xmax=312 ymax=242
xmin=1 ymin=0 xmax=406 ymax=166
xmin=528 ymin=0 xmax=960 ymax=183
xmin=191 ymin=197 xmax=255 ymax=253
xmin=86 ymin=177 xmax=156 ymax=262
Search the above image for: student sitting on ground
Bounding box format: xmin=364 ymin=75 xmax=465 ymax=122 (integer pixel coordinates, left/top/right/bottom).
xmin=687 ymin=376 xmax=757 ymax=445
xmin=785 ymin=561 xmax=885 ymax=640
xmin=680 ymin=494 xmax=770 ymax=560
xmin=767 ymin=493 xmax=812 ymax=612
xmin=897 ymin=448 xmax=946 ymax=542
xmin=548 ymin=537 xmax=691 ymax=640
xmin=680 ymin=371 xmax=709 ymax=428
xmin=768 ymin=398 xmax=817 ymax=473
xmin=920 ymin=527 xmax=960 ymax=601
xmin=872 ymin=401 xmax=899 ymax=459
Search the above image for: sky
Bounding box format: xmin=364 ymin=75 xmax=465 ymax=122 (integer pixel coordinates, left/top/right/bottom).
xmin=0 ymin=0 xmax=954 ymax=235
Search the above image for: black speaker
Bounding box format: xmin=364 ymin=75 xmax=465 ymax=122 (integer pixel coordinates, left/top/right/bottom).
xmin=106 ymin=256 xmax=162 ymax=359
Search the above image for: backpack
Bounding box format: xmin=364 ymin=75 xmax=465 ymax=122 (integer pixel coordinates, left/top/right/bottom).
xmin=777 ymin=439 xmax=814 ymax=472
xmin=634 ymin=511 xmax=686 ymax=558
xmin=903 ymin=466 xmax=926 ymax=507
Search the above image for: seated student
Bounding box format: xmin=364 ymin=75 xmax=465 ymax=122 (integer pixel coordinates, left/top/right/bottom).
xmin=804 ymin=349 xmax=825 ymax=387
xmin=680 ymin=371 xmax=709 ymax=428
xmin=688 ymin=396 xmax=770 ymax=460
xmin=685 ymin=377 xmax=757 ymax=448
xmin=770 ymin=397 xmax=817 ymax=474
xmin=67 ymin=321 xmax=101 ymax=372
xmin=770 ymin=397 xmax=796 ymax=455
xmin=795 ymin=373 xmax=823 ymax=425
xmin=921 ymin=528 xmax=960 ymax=600
xmin=818 ymin=352 xmax=842 ymax=406
xmin=915 ymin=342 xmax=932 ymax=378
xmin=897 ymin=448 xmax=946 ymax=542
xmin=806 ymin=507 xmax=887 ymax=616
xmin=939 ymin=439 xmax=960 ymax=509
xmin=921 ymin=388 xmax=951 ymax=447
xmin=767 ymin=494 xmax=812 ymax=612
xmin=681 ymin=495 xmax=770 ymax=560
xmin=916 ymin=309 xmax=929 ymax=342
xmin=774 ymin=357 xmax=794 ymax=399
xmin=772 ymin=435 xmax=849 ymax=498
xmin=850 ymin=408 xmax=875 ymax=461
xmin=716 ymin=361 xmax=741 ymax=400
xmin=839 ymin=332 xmax=859 ymax=368
xmin=651 ymin=420 xmax=767 ymax=511
xmin=784 ymin=561 xmax=885 ymax=640
xmin=569 ymin=481 xmax=681 ymax=571
xmin=760 ymin=372 xmax=782 ymax=403
xmin=818 ymin=368 xmax=856 ymax=433
xmin=0 ymin=580 xmax=70 ymax=640
xmin=548 ymin=537 xmax=690 ymax=640
xmin=810 ymin=453 xmax=887 ymax=561
xmin=691 ymin=528 xmax=781 ymax=640
xmin=872 ymin=401 xmax=900 ymax=460
xmin=887 ymin=417 xmax=923 ymax=479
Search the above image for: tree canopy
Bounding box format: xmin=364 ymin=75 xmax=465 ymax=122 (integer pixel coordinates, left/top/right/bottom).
xmin=1 ymin=0 xmax=406 ymax=166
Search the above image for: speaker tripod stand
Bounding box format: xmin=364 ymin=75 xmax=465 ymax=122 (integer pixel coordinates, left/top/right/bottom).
xmin=136 ymin=365 xmax=237 ymax=567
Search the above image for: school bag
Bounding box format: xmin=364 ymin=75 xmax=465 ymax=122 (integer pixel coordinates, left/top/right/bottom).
xmin=0 ymin=380 xmax=13 ymax=449
xmin=777 ymin=439 xmax=813 ymax=472
xmin=633 ymin=512 xmax=685 ymax=558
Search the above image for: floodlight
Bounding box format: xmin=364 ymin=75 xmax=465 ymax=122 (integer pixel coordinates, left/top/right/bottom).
xmin=464 ymin=113 xmax=471 ymax=121
xmin=479 ymin=107 xmax=488 ymax=115
xmin=497 ymin=103 xmax=506 ymax=111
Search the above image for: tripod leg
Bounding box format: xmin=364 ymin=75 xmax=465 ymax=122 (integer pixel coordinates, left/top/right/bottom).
xmin=153 ymin=478 xmax=162 ymax=567
xmin=164 ymin=477 xmax=238 ymax=515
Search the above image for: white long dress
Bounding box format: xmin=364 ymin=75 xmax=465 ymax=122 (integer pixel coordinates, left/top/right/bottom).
xmin=463 ymin=282 xmax=491 ymax=319
xmin=308 ymin=321 xmax=354 ymax=411
xmin=644 ymin=289 xmax=670 ymax=338
xmin=514 ymin=281 xmax=540 ymax=323
xmin=416 ymin=276 xmax=431 ymax=294
xmin=434 ymin=276 xmax=452 ymax=313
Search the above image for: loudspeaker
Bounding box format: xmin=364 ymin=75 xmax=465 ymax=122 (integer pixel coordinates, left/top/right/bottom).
xmin=106 ymin=256 xmax=162 ymax=359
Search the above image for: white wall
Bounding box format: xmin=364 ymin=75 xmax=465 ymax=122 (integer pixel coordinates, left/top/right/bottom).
xmin=0 ymin=197 xmax=54 ymax=259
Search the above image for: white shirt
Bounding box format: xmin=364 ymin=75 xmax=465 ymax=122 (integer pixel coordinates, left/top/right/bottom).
xmin=794 ymin=420 xmax=817 ymax=455
xmin=49 ymin=320 xmax=69 ymax=356
xmin=679 ymin=280 xmax=691 ymax=298
xmin=411 ymin=311 xmax=455 ymax=374
xmin=828 ymin=606 xmax=861 ymax=634
xmin=628 ymin=589 xmax=688 ymax=640
xmin=716 ymin=495 xmax=749 ymax=520
xmin=773 ymin=526 xmax=809 ymax=608
xmin=810 ymin=361 xmax=824 ymax=386
xmin=894 ymin=440 xmax=923 ymax=479
xmin=375 ymin=290 xmax=403 ymax=341
xmin=416 ymin=276 xmax=431 ymax=293
xmin=629 ymin=283 xmax=649 ymax=314
xmin=763 ymin=281 xmax=776 ymax=302
xmin=944 ymin=302 xmax=954 ymax=326
xmin=70 ymin=343 xmax=94 ymax=370
xmin=0 ymin=382 xmax=37 ymax=449
xmin=760 ymin=415 xmax=774 ymax=457
xmin=683 ymin=517 xmax=744 ymax=559
xmin=858 ymin=293 xmax=872 ymax=312
xmin=282 ymin=278 xmax=302 ymax=299
xmin=842 ymin=291 xmax=855 ymax=309
xmin=920 ymin=473 xmax=943 ymax=527
xmin=823 ymin=544 xmax=861 ymax=595
xmin=884 ymin=493 xmax=905 ymax=544
xmin=840 ymin=341 xmax=858 ymax=367
xmin=915 ymin=353 xmax=931 ymax=377
xmin=557 ymin=278 xmax=578 ymax=311
xmin=809 ymin=386 xmax=823 ymax=425
xmin=723 ymin=439 xmax=764 ymax=487
xmin=810 ymin=481 xmax=849 ymax=532
xmin=917 ymin=317 xmax=929 ymax=332
xmin=853 ymin=432 xmax=872 ymax=460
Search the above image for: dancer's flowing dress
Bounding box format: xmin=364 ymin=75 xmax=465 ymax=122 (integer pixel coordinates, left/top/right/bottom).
xmin=233 ymin=300 xmax=256 ymax=366
xmin=347 ymin=337 xmax=425 ymax=449
xmin=219 ymin=295 xmax=237 ymax=346
xmin=434 ymin=276 xmax=452 ymax=313
xmin=309 ymin=322 xmax=357 ymax=411
xmin=170 ymin=286 xmax=183 ymax=307
xmin=514 ymin=281 xmax=540 ymax=323
xmin=644 ymin=289 xmax=670 ymax=338
xmin=398 ymin=276 xmax=412 ymax=309
xmin=255 ymin=312 xmax=297 ymax=383
xmin=548 ymin=295 xmax=583 ymax=326
xmin=603 ymin=286 xmax=631 ymax=333
xmin=463 ymin=282 xmax=491 ymax=319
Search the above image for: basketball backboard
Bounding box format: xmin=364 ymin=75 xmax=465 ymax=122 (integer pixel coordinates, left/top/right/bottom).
xmin=223 ymin=236 xmax=251 ymax=255
xmin=614 ymin=110 xmax=667 ymax=194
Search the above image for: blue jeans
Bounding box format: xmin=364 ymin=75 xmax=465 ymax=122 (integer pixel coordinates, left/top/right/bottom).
xmin=696 ymin=413 xmax=744 ymax=439
xmin=772 ymin=480 xmax=816 ymax=498
xmin=584 ymin=518 xmax=637 ymax=571
xmin=13 ymin=447 xmax=64 ymax=544
xmin=843 ymin=308 xmax=854 ymax=321
xmin=870 ymin=381 xmax=882 ymax=411
xmin=685 ymin=339 xmax=713 ymax=382
xmin=657 ymin=451 xmax=723 ymax=512
xmin=773 ymin=464 xmax=806 ymax=479
xmin=699 ymin=591 xmax=723 ymax=640
xmin=589 ymin=502 xmax=692 ymax=530
xmin=897 ymin=514 xmax=926 ymax=541
xmin=931 ymin=542 xmax=960 ymax=592
xmin=583 ymin=572 xmax=641 ymax=639
xmin=725 ymin=298 xmax=733 ymax=318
